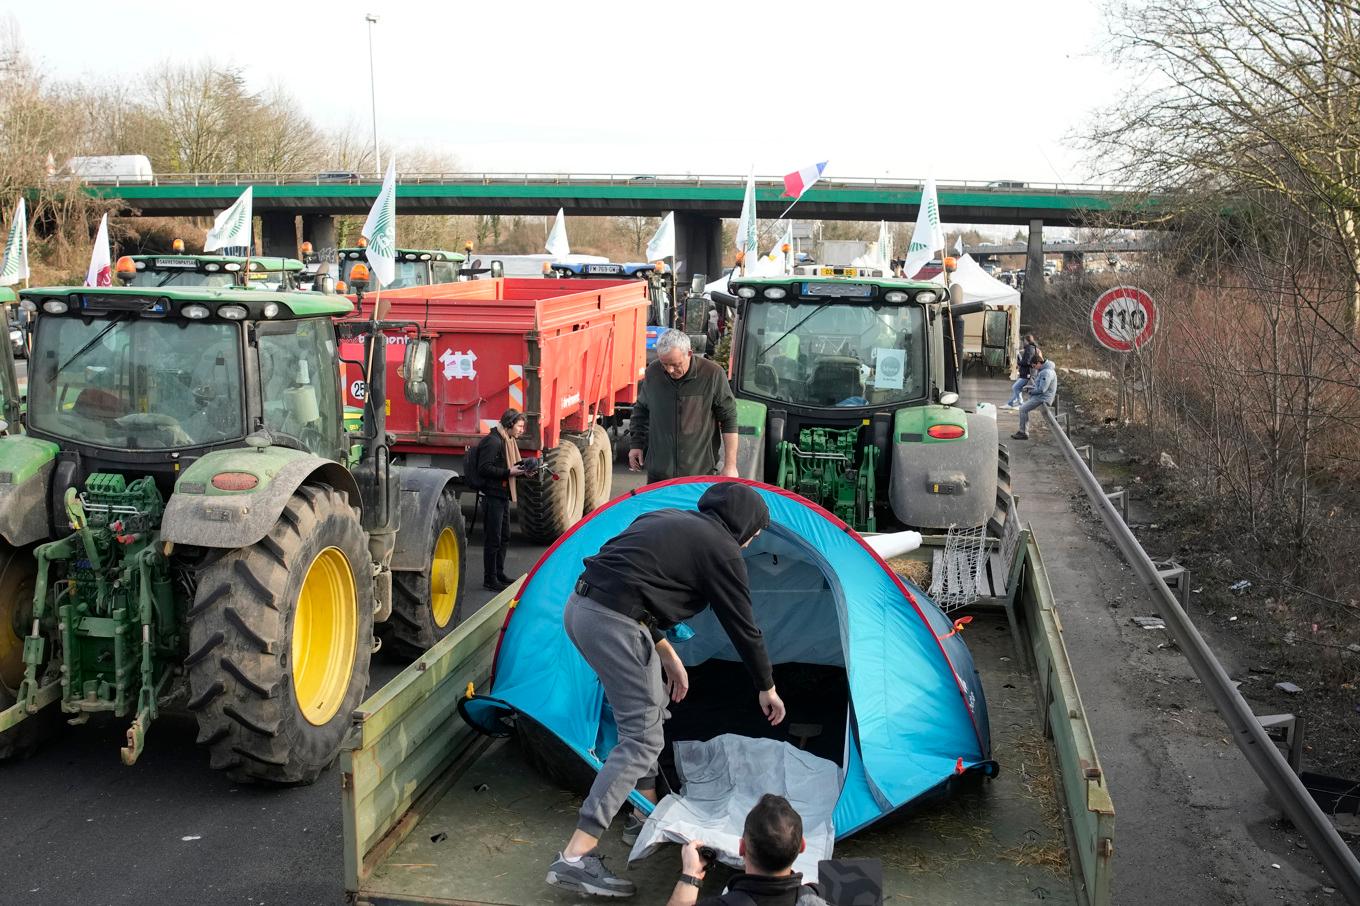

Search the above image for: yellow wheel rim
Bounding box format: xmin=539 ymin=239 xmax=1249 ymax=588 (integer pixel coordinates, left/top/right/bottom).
xmin=292 ymin=547 xmax=358 ymax=726
xmin=0 ymin=566 xmax=33 ymax=691
xmin=430 ymin=527 xmax=459 ymax=629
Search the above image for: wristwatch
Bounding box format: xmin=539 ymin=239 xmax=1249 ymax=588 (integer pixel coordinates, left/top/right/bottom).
xmin=679 ymin=873 xmax=704 ymax=888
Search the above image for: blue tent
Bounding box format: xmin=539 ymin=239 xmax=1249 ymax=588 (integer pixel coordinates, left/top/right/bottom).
xmin=463 ymin=478 xmax=994 ymax=838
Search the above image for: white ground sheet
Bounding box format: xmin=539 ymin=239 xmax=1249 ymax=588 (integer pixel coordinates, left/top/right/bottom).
xmin=628 ymin=734 xmax=840 ymax=882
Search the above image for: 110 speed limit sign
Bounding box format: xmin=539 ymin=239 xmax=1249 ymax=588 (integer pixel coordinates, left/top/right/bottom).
xmin=1091 ymin=286 xmax=1158 ymax=352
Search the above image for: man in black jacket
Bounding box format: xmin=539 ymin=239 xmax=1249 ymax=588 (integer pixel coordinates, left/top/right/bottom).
xmin=666 ymin=795 xmax=826 ymax=906
xmin=545 ymin=482 xmax=787 ymax=898
xmin=629 ymin=330 xmax=740 ymax=483
xmin=475 ymin=409 xmax=529 ymax=591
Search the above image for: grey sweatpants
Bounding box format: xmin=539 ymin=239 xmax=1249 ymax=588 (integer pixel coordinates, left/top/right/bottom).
xmin=563 ymin=593 xmax=667 ymax=837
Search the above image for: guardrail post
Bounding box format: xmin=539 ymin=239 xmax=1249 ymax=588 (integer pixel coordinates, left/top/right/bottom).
xmin=1105 ymin=488 xmax=1130 ymax=524
xmin=1257 ymin=714 xmax=1305 ymax=774
xmin=1153 ymin=559 xmax=1191 ymax=610
xmin=1075 ymin=443 xmax=1094 ymax=470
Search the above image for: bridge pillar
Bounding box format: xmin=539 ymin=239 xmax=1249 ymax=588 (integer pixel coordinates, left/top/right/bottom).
xmin=1023 ymin=219 xmax=1045 ymax=307
xmin=260 ymin=212 xmax=299 ymax=258
xmin=673 ymin=213 xmax=724 ymax=288
xmin=302 ymin=215 xmax=336 ymax=256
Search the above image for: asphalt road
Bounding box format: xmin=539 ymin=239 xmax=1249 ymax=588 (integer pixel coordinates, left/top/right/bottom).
xmin=0 ymin=463 xmax=644 ymax=906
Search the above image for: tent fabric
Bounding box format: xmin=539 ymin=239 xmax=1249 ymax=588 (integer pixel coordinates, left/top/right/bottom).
xmin=461 ymin=478 xmax=994 ymax=839
xmin=628 ymin=735 xmax=839 ymax=880
xmin=933 ymin=253 xmax=1021 ymax=309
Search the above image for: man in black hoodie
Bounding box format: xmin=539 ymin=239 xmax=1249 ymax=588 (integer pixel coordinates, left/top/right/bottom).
xmin=545 ymin=482 xmax=787 ymax=899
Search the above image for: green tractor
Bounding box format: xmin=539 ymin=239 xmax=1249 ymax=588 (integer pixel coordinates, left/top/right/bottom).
xmin=727 ymin=268 xmax=1008 ymax=534
xmin=116 ymin=252 xmax=310 ymax=292
xmin=0 ymin=283 xmax=467 ymax=783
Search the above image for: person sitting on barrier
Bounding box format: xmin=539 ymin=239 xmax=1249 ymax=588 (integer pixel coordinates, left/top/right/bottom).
xmin=667 ymin=794 xmax=828 ymax=906
xmin=1003 ymin=334 xmax=1039 ymax=410
xmin=1012 ymin=354 xmax=1058 ymax=441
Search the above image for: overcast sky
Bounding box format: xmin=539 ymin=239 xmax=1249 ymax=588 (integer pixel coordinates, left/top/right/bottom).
xmin=8 ymin=0 xmax=1122 ymax=187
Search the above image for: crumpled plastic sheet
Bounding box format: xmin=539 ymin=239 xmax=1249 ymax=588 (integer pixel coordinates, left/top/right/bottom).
xmin=628 ymin=734 xmax=840 ymax=882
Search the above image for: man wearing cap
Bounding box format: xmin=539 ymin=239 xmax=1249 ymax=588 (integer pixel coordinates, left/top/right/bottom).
xmin=546 ymin=482 xmax=787 ymax=898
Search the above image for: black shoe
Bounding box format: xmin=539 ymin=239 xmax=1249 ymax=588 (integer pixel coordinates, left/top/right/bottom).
xmin=496 ymin=573 xmax=516 ymax=586
xmin=546 ymin=851 xmax=636 ymax=897
xmin=1011 ymin=431 xmax=1029 ymax=440
xmin=483 ymin=577 xmax=510 ymax=592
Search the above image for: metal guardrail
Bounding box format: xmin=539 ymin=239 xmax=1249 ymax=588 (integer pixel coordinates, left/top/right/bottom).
xmin=1041 ymin=404 xmax=1360 ymax=903
xmin=77 ymin=171 xmax=1149 ymax=194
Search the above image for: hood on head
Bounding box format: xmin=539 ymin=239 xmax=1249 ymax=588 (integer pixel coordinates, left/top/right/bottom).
xmin=697 ymin=482 xmax=770 ymax=544
xmin=1042 ymin=360 xmax=1056 ymax=371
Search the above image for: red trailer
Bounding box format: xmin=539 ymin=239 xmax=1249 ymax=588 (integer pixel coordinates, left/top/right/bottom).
xmin=339 ymin=278 xmax=648 ymax=541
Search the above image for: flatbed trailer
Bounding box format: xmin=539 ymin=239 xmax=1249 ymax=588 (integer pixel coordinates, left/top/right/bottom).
xmin=339 ymin=509 xmax=1115 ymax=905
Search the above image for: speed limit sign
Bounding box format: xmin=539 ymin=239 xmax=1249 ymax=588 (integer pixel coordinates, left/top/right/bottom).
xmin=1091 ymin=286 xmax=1158 ymax=352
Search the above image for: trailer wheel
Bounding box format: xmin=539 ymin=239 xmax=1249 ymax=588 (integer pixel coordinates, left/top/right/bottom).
xmin=517 ymin=443 xmax=585 ymax=543
xmin=383 ymin=489 xmax=468 ymax=659
xmin=187 ymin=484 xmax=373 ymax=785
xmin=579 ymin=424 xmax=613 ymax=514
xmin=0 ymin=544 xmax=59 ymax=761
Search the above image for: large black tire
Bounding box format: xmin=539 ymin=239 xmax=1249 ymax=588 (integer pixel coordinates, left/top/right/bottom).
xmin=517 ymin=442 xmax=586 ymax=543
xmin=383 ymin=489 xmax=468 ymax=659
xmin=578 ymin=424 xmax=613 ymax=514
xmin=186 ymin=484 xmax=373 ymax=785
xmin=0 ymin=544 xmax=59 ymax=761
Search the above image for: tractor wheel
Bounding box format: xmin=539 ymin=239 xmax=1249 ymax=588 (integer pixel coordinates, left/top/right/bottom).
xmin=0 ymin=544 xmax=59 ymax=761
xmin=187 ymin=484 xmax=373 ymax=785
xmin=578 ymin=423 xmax=613 ymax=514
xmin=383 ymin=489 xmax=468 ymax=659
xmin=517 ymin=442 xmax=586 ymax=543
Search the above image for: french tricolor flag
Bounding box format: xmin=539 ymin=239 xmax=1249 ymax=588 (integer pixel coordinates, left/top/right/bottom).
xmin=782 ymin=160 xmax=828 ymax=198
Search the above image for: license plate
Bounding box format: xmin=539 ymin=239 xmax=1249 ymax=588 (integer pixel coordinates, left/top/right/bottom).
xmin=586 ymin=264 xmax=621 ymax=274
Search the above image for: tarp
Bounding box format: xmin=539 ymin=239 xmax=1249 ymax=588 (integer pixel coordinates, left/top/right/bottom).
xmin=462 ymin=479 xmax=994 ymax=847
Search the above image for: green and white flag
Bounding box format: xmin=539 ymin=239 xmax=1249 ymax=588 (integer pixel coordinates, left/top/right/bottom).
xmin=362 ymin=159 xmax=398 ymax=286
xmin=735 ymin=170 xmax=758 ymax=273
xmin=876 ymin=220 xmax=893 ymax=272
xmin=0 ymin=198 xmax=29 ymax=286
xmin=902 ymin=176 xmax=944 ymax=279
xmin=204 ymin=186 xmax=254 ymax=252
xmin=545 ymin=207 xmax=571 ymax=260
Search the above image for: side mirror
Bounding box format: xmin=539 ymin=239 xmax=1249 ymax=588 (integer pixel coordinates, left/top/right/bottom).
xmin=939 ymin=391 xmax=960 ymax=407
xmin=490 ymin=260 xmax=504 ymax=279
xmin=403 ymin=338 xmax=434 ymax=406
xmin=315 ymin=274 xmax=336 ymax=295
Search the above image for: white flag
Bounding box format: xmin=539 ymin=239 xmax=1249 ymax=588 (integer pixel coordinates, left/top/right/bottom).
xmin=204 ymin=186 xmax=254 ymax=252
xmin=545 ymin=208 xmax=571 ymax=259
xmin=764 ymin=222 xmax=794 ymax=274
xmin=85 ymin=213 xmax=112 ymax=288
xmin=876 ymin=220 xmax=893 ymax=272
xmin=645 ymin=212 xmax=675 ymax=261
xmin=0 ymin=199 xmax=29 ymax=287
xmin=735 ymin=170 xmax=758 ymax=272
xmin=902 ymin=177 xmax=945 ymax=279
xmin=953 ymin=234 xmax=964 ymax=255
xmin=362 ymin=159 xmax=398 ymax=286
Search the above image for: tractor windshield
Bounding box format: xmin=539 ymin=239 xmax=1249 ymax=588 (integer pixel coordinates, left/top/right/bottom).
xmin=125 ymin=270 xmax=238 ymax=288
xmin=738 ymin=301 xmax=927 ymax=408
xmin=28 ymin=317 xmax=246 ymax=450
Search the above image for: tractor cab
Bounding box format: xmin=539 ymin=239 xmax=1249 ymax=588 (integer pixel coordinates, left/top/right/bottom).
xmin=728 ymin=269 xmax=999 ymax=534
xmin=335 ymin=245 xmax=466 ymax=290
xmin=118 ymin=250 xmax=305 ymax=292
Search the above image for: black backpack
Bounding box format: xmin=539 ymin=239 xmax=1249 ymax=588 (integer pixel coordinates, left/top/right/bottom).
xmin=462 ymin=438 xmax=487 ymax=492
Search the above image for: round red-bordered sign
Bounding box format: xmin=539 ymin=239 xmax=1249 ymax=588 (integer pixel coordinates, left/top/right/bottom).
xmin=1091 ymin=285 xmax=1157 ymax=351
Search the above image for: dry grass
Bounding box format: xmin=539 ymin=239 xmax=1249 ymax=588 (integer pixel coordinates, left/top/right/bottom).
xmin=888 ymin=557 xmax=932 ymax=588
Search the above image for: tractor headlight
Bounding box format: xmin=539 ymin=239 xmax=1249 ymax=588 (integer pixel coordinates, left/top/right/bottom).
xmin=204 ymin=263 xmax=220 ymax=272
xmin=763 ymin=287 xmax=787 ymax=299
xmin=883 ymin=291 xmax=908 ymax=303
xmin=181 ymin=304 xmax=210 ymax=320
xmin=216 ymin=304 xmax=248 ymax=320
xmin=736 ymin=287 xmax=757 ymax=298
xmin=19 ymin=299 xmax=36 ymax=312
xmin=263 ymin=302 xmax=279 ymax=318
xmin=915 ymin=291 xmax=938 ymax=304
xmin=42 ymin=300 xmax=68 ymax=314
xmin=223 ymin=262 xmax=242 ymax=272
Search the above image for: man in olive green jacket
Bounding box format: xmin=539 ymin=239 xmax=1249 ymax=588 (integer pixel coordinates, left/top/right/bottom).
xmin=629 ymin=330 xmax=739 ymax=484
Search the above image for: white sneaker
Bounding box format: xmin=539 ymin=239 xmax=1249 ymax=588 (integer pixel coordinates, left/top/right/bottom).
xmin=1001 ymin=404 xmax=1019 ymax=411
